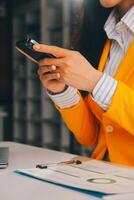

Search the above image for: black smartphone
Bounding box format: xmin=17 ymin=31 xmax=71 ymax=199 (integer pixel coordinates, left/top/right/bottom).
xmin=16 ymin=38 xmax=55 ymax=63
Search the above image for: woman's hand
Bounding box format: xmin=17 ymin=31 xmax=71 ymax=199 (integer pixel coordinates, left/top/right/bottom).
xmin=37 ymin=64 xmax=67 ymax=94
xmin=34 ymin=44 xmax=102 ymax=93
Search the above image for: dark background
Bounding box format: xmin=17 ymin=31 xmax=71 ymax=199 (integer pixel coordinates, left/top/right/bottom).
xmin=0 ymin=0 xmax=13 ymax=140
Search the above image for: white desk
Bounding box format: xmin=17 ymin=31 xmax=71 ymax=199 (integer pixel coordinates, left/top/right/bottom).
xmin=0 ymin=142 xmax=99 ymax=200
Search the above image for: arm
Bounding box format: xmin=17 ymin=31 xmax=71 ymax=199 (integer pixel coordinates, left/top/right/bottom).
xmin=33 ymin=44 xmax=102 ymax=146
xmin=55 ymin=91 xmax=99 ymax=147
xmin=47 ymin=85 xmax=99 ymax=147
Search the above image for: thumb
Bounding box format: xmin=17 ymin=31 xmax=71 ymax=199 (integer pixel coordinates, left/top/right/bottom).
xmin=33 ymin=44 xmax=70 ymax=58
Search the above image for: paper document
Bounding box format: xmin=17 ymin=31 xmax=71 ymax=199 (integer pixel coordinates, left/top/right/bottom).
xmin=16 ymin=159 xmax=134 ymax=195
xmin=103 ymin=193 xmax=134 ymax=200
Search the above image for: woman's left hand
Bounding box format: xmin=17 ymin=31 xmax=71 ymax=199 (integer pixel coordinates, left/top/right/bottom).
xmin=34 ymin=44 xmax=102 ymax=92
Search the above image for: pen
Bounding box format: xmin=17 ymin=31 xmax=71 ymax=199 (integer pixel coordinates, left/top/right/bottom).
xmin=36 ymin=159 xmax=82 ymax=169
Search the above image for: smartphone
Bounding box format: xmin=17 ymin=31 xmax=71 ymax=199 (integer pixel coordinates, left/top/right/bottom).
xmin=0 ymin=147 xmax=9 ymax=169
xmin=16 ymin=38 xmax=55 ymax=63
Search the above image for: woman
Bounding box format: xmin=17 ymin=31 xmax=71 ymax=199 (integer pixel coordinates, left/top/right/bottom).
xmin=34 ymin=0 xmax=134 ymax=166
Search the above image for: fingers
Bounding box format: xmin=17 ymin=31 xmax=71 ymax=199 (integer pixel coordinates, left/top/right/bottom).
xmin=40 ymin=72 xmax=61 ymax=81
xmin=38 ymin=65 xmax=56 ymax=75
xmin=39 ymin=58 xmax=63 ymax=67
xmin=37 ymin=65 xmax=61 ymax=81
xmin=33 ymin=44 xmax=71 ymax=58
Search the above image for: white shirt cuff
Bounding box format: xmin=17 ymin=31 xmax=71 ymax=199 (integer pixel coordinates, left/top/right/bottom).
xmin=92 ymin=73 xmax=118 ymax=110
xmin=47 ymin=86 xmax=80 ymax=109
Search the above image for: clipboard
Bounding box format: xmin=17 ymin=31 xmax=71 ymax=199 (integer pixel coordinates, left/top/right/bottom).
xmin=15 ymin=156 xmax=134 ymax=198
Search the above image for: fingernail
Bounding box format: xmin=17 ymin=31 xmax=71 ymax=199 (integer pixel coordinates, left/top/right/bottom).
xmin=33 ymin=44 xmax=40 ymax=50
xmin=52 ymin=65 xmax=56 ymax=70
xmin=57 ymin=73 xmax=60 ymax=78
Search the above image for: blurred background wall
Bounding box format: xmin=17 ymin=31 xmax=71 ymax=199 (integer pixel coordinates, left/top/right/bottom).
xmin=0 ymin=0 xmax=96 ymax=156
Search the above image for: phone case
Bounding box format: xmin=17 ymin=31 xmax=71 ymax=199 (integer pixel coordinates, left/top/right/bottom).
xmin=16 ymin=38 xmax=55 ymax=63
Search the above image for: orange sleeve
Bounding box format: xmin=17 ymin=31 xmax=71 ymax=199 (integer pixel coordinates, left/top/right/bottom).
xmin=56 ymin=93 xmax=99 ymax=147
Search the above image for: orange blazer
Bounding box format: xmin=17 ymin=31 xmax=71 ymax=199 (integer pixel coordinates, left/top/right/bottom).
xmin=56 ymin=39 xmax=134 ymax=167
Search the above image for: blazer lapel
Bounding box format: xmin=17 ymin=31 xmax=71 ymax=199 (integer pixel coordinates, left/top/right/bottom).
xmin=115 ymin=39 xmax=134 ymax=82
xmin=98 ymin=39 xmax=111 ymax=72
xmin=98 ymin=39 xmax=134 ymax=82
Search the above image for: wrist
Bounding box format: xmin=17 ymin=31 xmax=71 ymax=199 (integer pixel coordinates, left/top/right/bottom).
xmin=87 ymin=70 xmax=103 ymax=93
xmin=91 ymin=70 xmax=103 ymax=92
xmin=47 ymin=85 xmax=68 ymax=95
